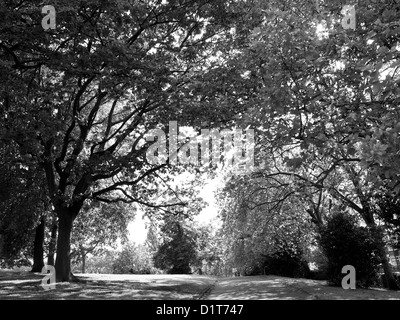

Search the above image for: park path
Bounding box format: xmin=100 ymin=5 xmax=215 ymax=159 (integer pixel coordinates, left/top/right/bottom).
xmin=1 ymin=271 xmax=400 ymax=300
xmin=204 ymin=276 xmax=315 ymax=300
xmin=203 ymin=275 xmax=400 ymax=300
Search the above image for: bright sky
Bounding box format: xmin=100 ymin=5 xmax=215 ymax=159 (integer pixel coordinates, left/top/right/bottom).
xmin=127 ymin=215 xmax=149 ymax=244
xmin=127 ymin=176 xmax=221 ymax=244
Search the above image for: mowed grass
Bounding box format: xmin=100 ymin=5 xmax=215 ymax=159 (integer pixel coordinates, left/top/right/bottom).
xmin=0 ymin=270 xmax=217 ymax=300
xmin=2 ymin=270 xmax=400 ymax=300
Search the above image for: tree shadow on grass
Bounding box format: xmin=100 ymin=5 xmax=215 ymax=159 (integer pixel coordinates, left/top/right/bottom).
xmin=287 ymin=277 xmax=400 ymax=300
xmin=207 ymin=276 xmax=315 ymax=300
xmin=0 ymin=271 xmax=216 ymax=300
xmin=207 ymin=275 xmax=400 ymax=300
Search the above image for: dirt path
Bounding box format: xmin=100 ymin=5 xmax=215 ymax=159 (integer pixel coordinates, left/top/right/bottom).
xmin=205 ymin=275 xmax=400 ymax=300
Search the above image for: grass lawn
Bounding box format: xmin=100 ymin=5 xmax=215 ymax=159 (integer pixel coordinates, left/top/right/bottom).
xmin=0 ymin=270 xmax=217 ymax=300
xmin=1 ymin=270 xmax=400 ymax=300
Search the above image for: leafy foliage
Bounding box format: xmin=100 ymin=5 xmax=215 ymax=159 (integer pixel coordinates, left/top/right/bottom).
xmin=263 ymin=244 xmax=310 ymax=278
xmin=71 ymin=201 xmax=135 ymax=272
xmin=153 ymin=218 xmax=198 ymax=274
xmin=78 ymin=250 xmax=115 ymax=274
xmin=0 ymin=141 xmax=47 ymax=264
xmin=192 ymin=222 xmax=224 ymax=275
xmin=214 ymin=0 xmax=400 ymax=288
xmin=375 ymin=192 xmax=400 ymax=250
xmin=216 ymin=172 xmax=314 ymax=276
xmin=319 ymin=212 xmax=383 ymax=288
xmin=112 ymin=242 xmax=154 ymax=275
xmin=1 ymin=0 xmax=400 ymax=288
xmin=1 ymin=0 xmax=247 ymax=280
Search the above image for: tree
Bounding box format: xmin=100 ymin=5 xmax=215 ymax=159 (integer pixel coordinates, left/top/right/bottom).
xmin=218 ymin=0 xmax=400 ymax=288
xmin=46 ymin=213 xmax=58 ymax=266
xmin=0 ymin=140 xmax=48 ymax=270
xmin=319 ymin=211 xmax=383 ymax=288
xmin=71 ymin=201 xmax=134 ymax=273
xmin=193 ymin=222 xmax=223 ymax=275
xmin=82 ymin=250 xmax=115 ymax=274
xmin=112 ymin=242 xmax=154 ymax=274
xmin=31 ymin=215 xmax=45 ymax=272
xmin=154 ymin=217 xmax=198 ymax=274
xmin=0 ymin=0 xmax=244 ymax=281
xmin=374 ymin=191 xmax=400 ymax=257
xmin=216 ymin=171 xmax=313 ymax=276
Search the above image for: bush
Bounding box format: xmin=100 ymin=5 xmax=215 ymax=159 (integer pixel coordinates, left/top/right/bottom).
xmin=112 ymin=243 xmax=154 ymax=274
xmin=0 ymin=255 xmax=31 ymax=269
xmin=243 ymin=264 xmax=264 ymax=276
xmin=307 ymin=269 xmax=329 ymax=280
xmin=168 ymin=265 xmax=192 ymax=274
xmin=262 ymin=243 xmax=310 ymax=278
xmin=319 ymin=212 xmax=382 ymax=288
xmin=380 ymin=273 xmax=400 ymax=288
xmin=153 ymin=221 xmax=198 ymax=274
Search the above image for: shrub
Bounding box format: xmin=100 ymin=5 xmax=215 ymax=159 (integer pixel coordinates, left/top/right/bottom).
xmin=112 ymin=243 xmax=154 ymax=274
xmin=153 ymin=221 xmax=198 ymax=274
xmin=380 ymin=273 xmax=400 ymax=288
xmin=262 ymin=242 xmax=310 ymax=278
xmin=75 ymin=250 xmax=115 ymax=274
xmin=318 ymin=212 xmax=382 ymax=288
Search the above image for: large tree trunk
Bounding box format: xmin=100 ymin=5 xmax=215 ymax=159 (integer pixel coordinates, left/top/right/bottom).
xmin=47 ymin=218 xmax=58 ymax=266
xmin=54 ymin=210 xmax=75 ymax=282
xmin=31 ymin=216 xmax=45 ymax=272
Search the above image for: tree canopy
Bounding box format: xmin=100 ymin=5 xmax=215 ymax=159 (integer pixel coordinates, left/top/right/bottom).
xmin=1 ymin=0 xmax=400 ymax=289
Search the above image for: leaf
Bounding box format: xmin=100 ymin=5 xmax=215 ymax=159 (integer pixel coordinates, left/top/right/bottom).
xmin=285 ymin=157 xmax=304 ymax=169
xmin=389 ymin=60 xmax=400 ymax=68
xmin=372 ymin=83 xmax=383 ymax=94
